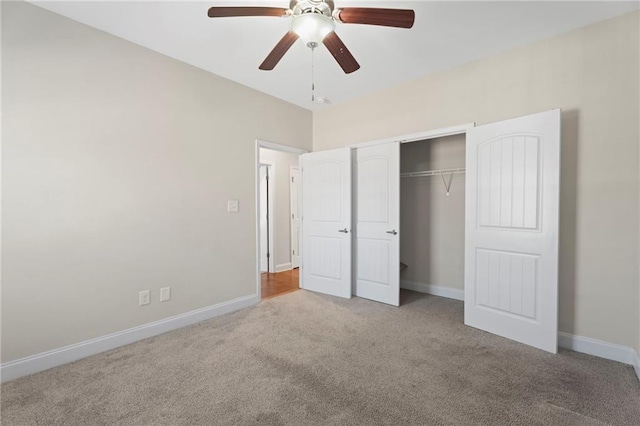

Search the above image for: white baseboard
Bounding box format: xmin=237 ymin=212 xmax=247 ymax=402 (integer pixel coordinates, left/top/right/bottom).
xmin=558 ymin=332 xmax=640 ymax=379
xmin=400 ymin=279 xmax=464 ymax=301
xmin=400 ymin=279 xmax=639 ymax=381
xmin=275 ymin=263 xmax=293 ymax=273
xmin=1 ymin=294 xmax=259 ymax=383
xmin=4 ymin=288 xmax=638 ymax=384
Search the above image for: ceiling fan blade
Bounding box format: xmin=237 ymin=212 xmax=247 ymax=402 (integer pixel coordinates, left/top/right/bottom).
xmin=207 ymin=7 xmax=289 ymax=18
xmin=335 ymin=8 xmax=415 ymax=28
xmin=323 ymin=32 xmax=360 ymax=74
xmin=259 ymin=31 xmax=299 ymax=71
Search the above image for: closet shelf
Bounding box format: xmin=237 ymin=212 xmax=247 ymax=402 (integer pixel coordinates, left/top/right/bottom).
xmin=400 ymin=167 xmax=466 ymax=178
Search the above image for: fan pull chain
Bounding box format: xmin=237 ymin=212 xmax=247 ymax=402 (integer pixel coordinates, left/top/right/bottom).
xmin=311 ymin=44 xmax=315 ymax=102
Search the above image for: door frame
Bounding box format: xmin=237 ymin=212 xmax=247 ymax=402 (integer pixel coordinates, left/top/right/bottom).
xmin=255 ymin=140 xmax=308 ymax=300
xmin=290 ymin=165 xmax=301 ymax=269
xmin=259 ymin=161 xmax=275 ymax=274
xmin=347 ymin=123 xmax=475 ymax=149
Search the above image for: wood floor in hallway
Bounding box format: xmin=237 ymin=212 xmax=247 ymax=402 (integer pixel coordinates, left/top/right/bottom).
xmin=261 ymin=268 xmax=299 ymax=300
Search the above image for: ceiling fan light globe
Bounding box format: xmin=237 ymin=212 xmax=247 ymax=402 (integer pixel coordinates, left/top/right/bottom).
xmin=291 ymin=13 xmax=334 ymax=46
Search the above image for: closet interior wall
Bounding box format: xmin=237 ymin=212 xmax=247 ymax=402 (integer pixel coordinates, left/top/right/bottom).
xmin=400 ymin=135 xmax=466 ymax=291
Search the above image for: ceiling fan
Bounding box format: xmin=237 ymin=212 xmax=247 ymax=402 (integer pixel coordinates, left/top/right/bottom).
xmin=208 ymin=1 xmax=415 ymax=74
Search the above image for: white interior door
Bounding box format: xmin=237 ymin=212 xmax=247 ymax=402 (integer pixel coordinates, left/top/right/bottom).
xmin=301 ymin=148 xmax=351 ymax=299
xmin=465 ymin=109 xmax=561 ymax=353
xmin=354 ymin=142 xmax=400 ymax=306
xmin=290 ymin=166 xmax=301 ymax=269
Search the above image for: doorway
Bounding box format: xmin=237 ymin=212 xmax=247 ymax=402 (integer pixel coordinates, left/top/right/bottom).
xmin=256 ymin=140 xmax=308 ymax=301
xmin=399 ymin=134 xmax=466 ymax=302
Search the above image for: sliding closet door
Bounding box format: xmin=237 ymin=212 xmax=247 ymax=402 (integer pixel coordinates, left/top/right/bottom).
xmin=354 ymin=142 xmax=400 ymax=306
xmin=465 ymin=109 xmax=561 ymax=353
xmin=300 ymin=148 xmax=352 ymax=299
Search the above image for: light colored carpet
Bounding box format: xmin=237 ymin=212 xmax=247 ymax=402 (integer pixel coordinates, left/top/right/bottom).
xmin=2 ymin=290 xmax=639 ymax=425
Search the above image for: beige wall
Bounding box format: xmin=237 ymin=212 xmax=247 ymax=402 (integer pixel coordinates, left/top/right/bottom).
xmin=259 ymin=148 xmax=300 ymax=270
xmin=1 ymin=1 xmax=311 ymax=362
xmin=314 ymin=11 xmax=640 ymax=348
xmin=400 ymin=135 xmax=465 ymax=289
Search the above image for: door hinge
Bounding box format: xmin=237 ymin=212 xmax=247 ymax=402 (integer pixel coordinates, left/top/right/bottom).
xmin=292 ymin=177 xmax=295 ymax=183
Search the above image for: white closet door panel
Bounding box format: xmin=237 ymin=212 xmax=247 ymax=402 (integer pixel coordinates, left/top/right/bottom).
xmin=499 ymin=140 xmax=514 ymax=227
xmin=354 ymin=142 xmax=400 ymax=306
xmin=301 ymin=148 xmax=351 ymax=299
xmin=357 ymin=238 xmax=391 ymax=283
xmin=512 ymin=137 xmax=526 ymax=228
xmin=465 ymin=109 xmax=560 ymax=353
xmin=357 ymin=157 xmax=390 ymax=223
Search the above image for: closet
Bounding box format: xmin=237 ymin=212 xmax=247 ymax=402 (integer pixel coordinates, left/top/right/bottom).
xmin=399 ymin=135 xmax=466 ymax=300
xmin=300 ymin=109 xmax=561 ymax=353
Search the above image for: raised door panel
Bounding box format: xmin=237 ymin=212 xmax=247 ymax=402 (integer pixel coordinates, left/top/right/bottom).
xmin=477 ymin=136 xmax=540 ymax=230
xmin=357 ymin=157 xmax=390 ymax=223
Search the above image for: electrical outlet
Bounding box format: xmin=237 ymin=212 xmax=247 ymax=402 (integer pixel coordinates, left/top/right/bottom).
xmin=160 ymin=287 xmax=171 ymax=302
xmin=139 ymin=290 xmax=150 ymax=306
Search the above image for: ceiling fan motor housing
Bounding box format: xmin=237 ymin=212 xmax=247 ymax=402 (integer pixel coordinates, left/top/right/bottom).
xmin=290 ymin=0 xmax=334 ymax=18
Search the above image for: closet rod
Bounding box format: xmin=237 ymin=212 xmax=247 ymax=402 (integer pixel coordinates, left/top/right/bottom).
xmin=400 ymin=167 xmax=466 ymax=178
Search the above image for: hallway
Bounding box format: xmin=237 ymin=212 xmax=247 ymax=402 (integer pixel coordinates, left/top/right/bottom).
xmin=261 ymin=269 xmax=299 ymax=300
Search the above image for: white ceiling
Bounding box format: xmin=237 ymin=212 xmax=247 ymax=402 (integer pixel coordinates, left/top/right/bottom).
xmin=30 ymin=1 xmax=639 ymax=110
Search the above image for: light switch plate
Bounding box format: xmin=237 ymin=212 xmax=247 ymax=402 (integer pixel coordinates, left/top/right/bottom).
xmin=160 ymin=287 xmax=171 ymax=302
xmin=227 ymin=200 xmax=239 ymax=213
